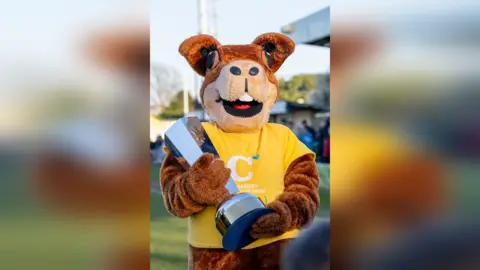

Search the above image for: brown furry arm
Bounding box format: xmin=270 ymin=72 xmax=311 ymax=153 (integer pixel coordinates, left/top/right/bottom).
xmin=279 ymin=153 xmax=320 ymax=228
xmin=250 ymin=154 xmax=320 ymax=238
xmin=160 ymin=152 xmax=205 ymax=218
xmin=160 ymin=152 xmax=231 ymax=218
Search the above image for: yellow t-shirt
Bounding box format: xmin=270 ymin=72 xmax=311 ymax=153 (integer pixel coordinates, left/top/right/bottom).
xmin=187 ymin=122 xmax=314 ymax=249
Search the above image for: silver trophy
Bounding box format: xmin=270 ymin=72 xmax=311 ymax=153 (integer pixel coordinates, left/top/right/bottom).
xmin=164 ymin=116 xmax=273 ymax=251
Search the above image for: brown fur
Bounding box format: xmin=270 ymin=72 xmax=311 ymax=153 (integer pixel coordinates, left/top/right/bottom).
xmin=201 ymin=45 xmax=278 ymax=98
xmin=189 ymin=240 xmax=290 ymax=270
xmin=250 ymin=154 xmax=319 ymax=238
xmin=179 ymin=33 xmax=294 ymax=104
xmin=160 ymin=152 xmax=231 ymax=218
xmin=252 ymin=34 xmax=295 ymax=73
xmin=179 ymin=34 xmax=221 ymax=77
xmin=163 ymin=33 xmax=318 ymax=269
xmin=188 ymin=34 xmax=293 ymax=133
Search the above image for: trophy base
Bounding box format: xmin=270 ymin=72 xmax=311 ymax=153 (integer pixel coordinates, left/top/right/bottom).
xmin=215 ymin=193 xmax=274 ymax=251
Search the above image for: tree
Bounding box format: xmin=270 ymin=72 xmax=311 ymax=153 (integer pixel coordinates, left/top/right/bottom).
xmin=308 ymin=73 xmax=330 ymax=109
xmin=277 ymin=74 xmax=319 ymax=103
xmin=278 ymin=77 xmax=304 ymax=102
xmin=159 ymin=91 xmax=195 ymax=118
xmin=150 ymin=63 xmax=183 ymax=111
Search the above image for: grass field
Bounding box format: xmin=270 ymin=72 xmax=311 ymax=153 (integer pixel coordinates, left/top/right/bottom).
xmin=150 ymin=163 xmax=330 ymax=270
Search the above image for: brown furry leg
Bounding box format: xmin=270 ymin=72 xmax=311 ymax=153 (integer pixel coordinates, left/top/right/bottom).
xmin=255 ymin=239 xmax=291 ymax=270
xmin=189 ymin=245 xmax=254 ymax=270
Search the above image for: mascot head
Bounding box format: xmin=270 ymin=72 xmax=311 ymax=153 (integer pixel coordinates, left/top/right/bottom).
xmin=179 ymin=33 xmax=295 ymax=133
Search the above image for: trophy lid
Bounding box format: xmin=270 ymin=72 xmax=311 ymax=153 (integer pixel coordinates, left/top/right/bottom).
xmin=164 ymin=116 xmax=220 ymax=166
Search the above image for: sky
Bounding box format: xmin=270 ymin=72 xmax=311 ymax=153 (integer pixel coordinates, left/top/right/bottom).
xmin=149 ymin=0 xmax=474 ymax=83
xmin=151 ymin=0 xmax=332 ymax=86
xmin=0 ymin=0 xmax=330 ymax=92
xmin=2 ymin=0 xmax=474 ymax=91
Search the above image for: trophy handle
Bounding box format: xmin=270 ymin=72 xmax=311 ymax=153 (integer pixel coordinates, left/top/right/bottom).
xmin=215 ymin=193 xmax=274 ymax=251
xmin=225 ymin=176 xmax=240 ymax=194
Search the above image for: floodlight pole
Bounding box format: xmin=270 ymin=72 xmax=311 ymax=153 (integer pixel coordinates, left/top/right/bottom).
xmin=193 ymin=0 xmax=217 ymax=104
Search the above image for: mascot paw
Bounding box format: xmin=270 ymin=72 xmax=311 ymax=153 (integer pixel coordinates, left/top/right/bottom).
xmin=250 ymin=202 xmax=292 ymax=239
xmin=186 ymin=153 xmax=231 ymax=205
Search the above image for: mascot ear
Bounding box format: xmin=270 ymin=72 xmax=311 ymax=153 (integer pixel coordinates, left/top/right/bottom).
xmin=252 ymin=33 xmax=295 ymax=73
xmin=179 ymin=34 xmax=221 ymax=77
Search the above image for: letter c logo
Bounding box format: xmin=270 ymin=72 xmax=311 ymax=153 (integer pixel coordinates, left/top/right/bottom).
xmin=227 ymin=155 xmax=253 ymax=182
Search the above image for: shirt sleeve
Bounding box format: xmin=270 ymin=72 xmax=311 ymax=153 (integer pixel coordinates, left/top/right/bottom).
xmin=283 ymin=127 xmax=315 ymax=172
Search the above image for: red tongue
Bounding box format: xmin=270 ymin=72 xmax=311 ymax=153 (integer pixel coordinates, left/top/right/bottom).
xmin=233 ymin=104 xmax=251 ymax=110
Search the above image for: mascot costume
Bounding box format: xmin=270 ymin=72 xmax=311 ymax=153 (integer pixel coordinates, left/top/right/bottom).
xmin=160 ymin=33 xmax=320 ymax=270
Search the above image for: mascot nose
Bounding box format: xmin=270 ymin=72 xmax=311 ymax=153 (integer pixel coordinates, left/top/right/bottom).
xmin=230 ymin=66 xmax=242 ymax=76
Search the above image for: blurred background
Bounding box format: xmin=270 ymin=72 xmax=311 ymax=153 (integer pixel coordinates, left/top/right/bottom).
xmin=0 ymin=1 xmax=150 ymax=270
xmin=329 ymin=1 xmax=480 ymax=269
xmin=150 ymin=0 xmax=331 ymax=269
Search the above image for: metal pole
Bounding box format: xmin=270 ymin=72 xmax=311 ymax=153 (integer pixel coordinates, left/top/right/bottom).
xmin=195 ymin=0 xmax=209 ymax=100
xmin=211 ymin=0 xmax=218 ymax=37
xmin=198 ymin=0 xmax=208 ymax=34
xmin=183 ymin=71 xmax=189 ymax=115
xmin=183 ymin=88 xmax=189 ymax=115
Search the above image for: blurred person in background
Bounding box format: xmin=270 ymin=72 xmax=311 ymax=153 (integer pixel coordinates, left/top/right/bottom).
xmin=316 ymin=119 xmax=327 ymax=162
xmin=319 ymin=118 xmax=330 ymax=163
xmin=302 ymin=119 xmax=317 ymax=139
xmin=299 ymin=126 xmax=315 ymax=151
xmin=303 ymin=119 xmax=319 ymax=156
xmin=316 ymin=118 xmax=330 ymax=163
xmin=150 ymin=135 xmax=165 ymax=165
xmin=288 ymin=120 xmax=295 ymax=131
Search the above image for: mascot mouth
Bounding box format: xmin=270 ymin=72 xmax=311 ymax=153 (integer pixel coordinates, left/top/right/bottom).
xmin=216 ymin=97 xmax=263 ymax=117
